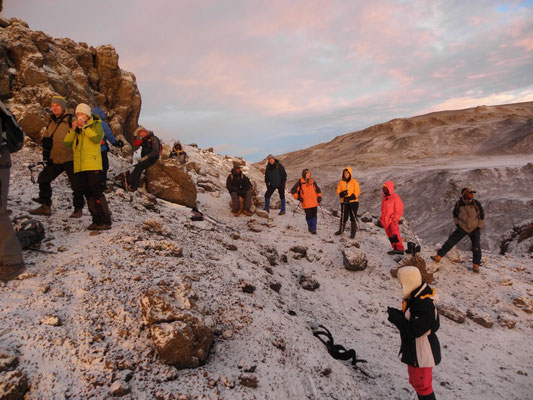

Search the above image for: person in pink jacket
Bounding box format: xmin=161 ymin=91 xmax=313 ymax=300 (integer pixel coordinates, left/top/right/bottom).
xmin=381 ymin=180 xmax=405 ymax=255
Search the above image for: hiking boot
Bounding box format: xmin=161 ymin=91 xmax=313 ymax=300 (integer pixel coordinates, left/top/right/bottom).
xmin=233 ymin=210 xmax=242 ymax=217
xmin=0 ymin=262 xmax=26 ymax=282
xmin=310 ymin=230 xmax=317 ymax=235
xmin=29 ymin=204 xmax=51 ymax=216
xmin=96 ymin=224 xmax=111 ymax=231
xmin=430 ymin=255 xmax=441 ymax=263
xmin=242 ymin=210 xmax=252 ymax=216
xmin=279 ymin=209 xmax=285 ymax=215
xmin=387 ymin=249 xmax=404 ymax=255
xmin=473 ymin=263 xmax=480 ymax=273
xmin=87 ymin=223 xmax=99 ymax=230
xmin=69 ymin=209 xmax=83 ymax=218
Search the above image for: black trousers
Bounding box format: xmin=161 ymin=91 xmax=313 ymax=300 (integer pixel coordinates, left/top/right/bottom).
xmin=72 ymin=170 xmax=111 ymax=225
xmin=340 ymin=201 xmax=359 ymax=223
xmin=438 ymin=226 xmax=481 ymax=264
xmin=127 ymin=158 xmax=158 ymax=191
xmin=37 ymin=161 xmax=85 ymax=209
xmin=304 ymin=207 xmax=317 ymax=220
xmin=265 ymin=184 xmax=285 ymax=200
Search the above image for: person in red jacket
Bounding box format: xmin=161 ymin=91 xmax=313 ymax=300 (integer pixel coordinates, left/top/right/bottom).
xmin=290 ymin=169 xmax=322 ymax=234
xmin=381 ymin=180 xmax=405 ymax=255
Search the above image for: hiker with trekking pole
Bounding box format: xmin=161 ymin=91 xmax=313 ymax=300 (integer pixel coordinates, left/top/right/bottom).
xmin=335 ymin=167 xmax=360 ymax=238
xmin=290 ymin=168 xmax=322 ymax=234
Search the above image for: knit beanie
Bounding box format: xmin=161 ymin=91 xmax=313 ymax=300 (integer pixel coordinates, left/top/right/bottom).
xmin=75 ymin=103 xmax=91 ymax=118
xmin=397 ymin=266 xmax=422 ymax=298
xmin=51 ymin=96 xmax=67 ymax=111
xmin=267 ymin=154 xmax=275 ymax=160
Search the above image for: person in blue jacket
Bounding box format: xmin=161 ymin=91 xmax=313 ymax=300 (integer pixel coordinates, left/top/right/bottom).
xmin=92 ymin=108 xmax=124 ymax=187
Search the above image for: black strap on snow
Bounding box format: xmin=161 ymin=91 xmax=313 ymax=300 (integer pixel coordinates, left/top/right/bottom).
xmin=312 ymin=324 xmax=375 ymax=378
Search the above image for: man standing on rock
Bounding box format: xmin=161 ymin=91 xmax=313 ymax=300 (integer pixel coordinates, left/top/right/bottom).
xmin=381 ymin=180 xmax=405 ymax=255
xmin=263 ymin=154 xmax=287 ymax=215
xmin=291 ymin=169 xmax=322 ymax=234
xmin=431 ymin=187 xmax=484 ymax=272
xmin=0 ymin=100 xmax=26 ymax=281
xmin=30 ymin=96 xmax=85 ymax=218
xmin=226 ymin=165 xmax=253 ymax=216
xmin=125 ymin=126 xmax=160 ymax=191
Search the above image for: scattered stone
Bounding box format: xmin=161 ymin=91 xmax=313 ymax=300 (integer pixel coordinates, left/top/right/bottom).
xmin=343 ymin=247 xmax=368 ymax=271
xmin=269 ymin=282 xmax=281 ymax=293
xmin=321 ymin=368 xmax=332 ymax=377
xmin=237 ymin=361 xmax=256 ymax=373
xmin=41 ymin=314 xmax=61 ymax=326
xmin=207 ymin=378 xmax=218 ymax=388
xmin=230 ymin=232 xmax=240 ymax=240
xmin=290 ymin=246 xmax=307 ymax=257
xmin=466 ymin=309 xmax=494 ymax=328
xmin=220 ymin=375 xmax=235 ymax=389
xmin=196 ymin=178 xmax=218 ymax=192
xmin=499 ymin=279 xmax=513 ymax=286
xmin=0 ymin=353 xmax=18 ymax=373
xmin=299 ymin=273 xmax=320 ymax=291
xmin=255 ymin=210 xmax=269 ymax=219
xmin=239 ymin=280 xmax=256 ymax=294
xmin=517 ymin=370 xmax=528 ymax=376
xmin=109 ymin=380 xmax=131 ymax=397
xmin=281 ymin=254 xmax=288 ymax=263
xmin=438 ymin=305 xmax=466 ymax=324
xmin=360 ymin=212 xmax=373 ymax=223
xmin=16 ymin=272 xmax=36 ymax=280
xmin=239 ymin=374 xmax=258 ymax=388
xmin=142 ymin=219 xmax=170 ymax=237
xmin=271 ymin=337 xmax=286 ymax=351
xmin=222 ymin=330 xmax=234 ymax=340
xmin=497 ymin=316 xmax=516 ymax=329
xmin=393 ymin=254 xmax=434 ymax=283
xmin=224 ymin=243 xmax=238 ymax=251
xmin=57 ymin=246 xmax=67 ymax=252
xmin=0 ymin=370 xmax=29 ymax=400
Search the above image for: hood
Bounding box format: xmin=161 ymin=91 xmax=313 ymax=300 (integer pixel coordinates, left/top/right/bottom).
xmin=231 ymin=167 xmax=242 ymax=176
xmin=383 ymin=180 xmax=395 ymax=195
xmin=92 ymin=107 xmax=106 ymax=122
xmin=397 ymin=266 xmax=422 ymax=299
xmin=342 ymin=167 xmax=353 ymax=181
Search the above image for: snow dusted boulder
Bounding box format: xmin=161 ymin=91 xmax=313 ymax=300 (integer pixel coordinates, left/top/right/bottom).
xmin=0 ymin=370 xmax=28 ymax=400
xmin=145 ymin=159 xmax=197 ymax=207
xmin=299 ymin=272 xmax=320 ymax=291
xmin=466 ymin=309 xmax=494 ymax=328
xmin=500 ymin=219 xmax=533 ymax=255
xmin=360 ymin=212 xmax=373 ymax=223
xmin=438 ymin=304 xmax=466 ymax=324
xmin=140 ymin=283 xmax=214 ymax=368
xmin=343 ymin=247 xmax=368 ymax=271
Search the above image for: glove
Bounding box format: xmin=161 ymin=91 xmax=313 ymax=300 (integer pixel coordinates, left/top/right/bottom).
xmin=298 ymin=196 xmax=303 ymax=203
xmin=339 ymin=190 xmax=348 ymax=198
xmin=318 ymin=197 xmax=322 ymax=204
xmin=387 ymin=307 xmax=404 ymax=326
xmin=114 ymin=139 xmax=124 ymax=148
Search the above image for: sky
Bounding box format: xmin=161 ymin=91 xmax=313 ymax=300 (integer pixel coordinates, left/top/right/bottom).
xmin=4 ymin=1 xmax=533 ymax=161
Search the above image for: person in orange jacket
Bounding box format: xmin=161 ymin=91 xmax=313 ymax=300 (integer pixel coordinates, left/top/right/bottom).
xmin=290 ymin=169 xmax=322 ymax=234
xmin=381 ymin=180 xmax=405 ymax=254
xmin=335 ymin=167 xmax=360 ymax=238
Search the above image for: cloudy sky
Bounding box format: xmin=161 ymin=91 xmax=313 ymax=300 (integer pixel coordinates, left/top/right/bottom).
xmin=5 ymin=1 xmax=533 ymax=161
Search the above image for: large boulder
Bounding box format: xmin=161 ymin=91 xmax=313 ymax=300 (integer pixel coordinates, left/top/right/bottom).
xmin=145 ymin=160 xmax=198 ymax=207
xmin=0 ymin=370 xmax=28 ymax=400
xmin=0 ymin=18 xmax=141 ymax=143
xmin=140 ymin=283 xmax=214 ymax=368
xmin=343 ymin=247 xmax=368 ymax=271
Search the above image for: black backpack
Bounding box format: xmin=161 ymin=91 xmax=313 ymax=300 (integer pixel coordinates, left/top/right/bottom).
xmin=0 ymin=101 xmax=25 ymax=153
xmin=14 ymin=216 xmax=45 ymax=250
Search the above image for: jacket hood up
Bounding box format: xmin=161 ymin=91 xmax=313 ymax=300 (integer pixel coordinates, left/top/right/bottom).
xmin=383 ymin=180 xmax=395 ymax=196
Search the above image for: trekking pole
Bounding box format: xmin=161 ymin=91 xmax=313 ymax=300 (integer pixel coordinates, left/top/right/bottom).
xmin=338 ymin=202 xmax=345 ymax=233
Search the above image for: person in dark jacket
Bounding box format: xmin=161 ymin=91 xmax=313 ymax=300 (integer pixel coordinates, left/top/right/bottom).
xmin=92 ymin=107 xmax=124 ymax=187
xmin=0 ymin=100 xmax=25 ymax=281
xmin=430 ymin=187 xmax=484 ymax=272
xmin=387 ymin=266 xmax=440 ymax=400
xmin=226 ymin=165 xmax=252 ymax=216
xmin=264 ymin=154 xmax=287 ymax=215
xmin=290 ymin=169 xmax=322 ymax=234
xmin=125 ymin=126 xmax=160 ymax=191
xmin=169 ymin=141 xmax=188 ymax=164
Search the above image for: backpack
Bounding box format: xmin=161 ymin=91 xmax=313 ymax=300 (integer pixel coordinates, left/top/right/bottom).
xmin=0 ymin=101 xmax=25 ymax=153
xmin=14 ymin=216 xmax=45 ymax=250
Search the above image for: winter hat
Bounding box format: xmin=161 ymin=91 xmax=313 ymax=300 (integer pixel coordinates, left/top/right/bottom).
xmin=51 ymin=96 xmax=67 ymax=111
xmin=461 ymin=187 xmax=476 ymax=195
xmin=267 ymin=154 xmax=275 ymax=160
xmin=134 ymin=126 xmax=149 ymax=138
xmin=75 ymin=103 xmax=91 ymax=118
xmin=397 ymin=266 xmax=422 ymax=298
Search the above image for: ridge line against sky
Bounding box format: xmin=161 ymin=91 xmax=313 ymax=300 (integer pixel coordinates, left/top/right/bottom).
xmin=4 ymin=0 xmax=533 ymax=161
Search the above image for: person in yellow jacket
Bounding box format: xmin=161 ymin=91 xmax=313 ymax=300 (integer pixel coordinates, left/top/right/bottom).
xmin=335 ymin=167 xmax=360 ymax=238
xmin=64 ymin=103 xmax=112 ymax=230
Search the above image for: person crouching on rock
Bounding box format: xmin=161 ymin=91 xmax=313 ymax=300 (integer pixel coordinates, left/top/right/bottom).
xmin=290 ymin=169 xmax=322 ymax=234
xmin=381 ymin=180 xmax=405 ymax=255
xmin=387 ymin=266 xmax=441 ymax=400
xmin=226 ymin=165 xmax=253 ymax=217
xmin=64 ymin=103 xmax=112 ymax=230
xmin=335 ymin=167 xmax=360 ymax=238
xmin=125 ymin=126 xmax=161 ymax=191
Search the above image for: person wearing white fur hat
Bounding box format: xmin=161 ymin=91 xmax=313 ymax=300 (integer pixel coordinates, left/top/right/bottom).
xmin=387 ymin=266 xmax=441 ymax=400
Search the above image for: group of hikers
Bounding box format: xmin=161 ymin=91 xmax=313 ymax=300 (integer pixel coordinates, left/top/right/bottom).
xmin=0 ymin=97 xmax=488 ymax=400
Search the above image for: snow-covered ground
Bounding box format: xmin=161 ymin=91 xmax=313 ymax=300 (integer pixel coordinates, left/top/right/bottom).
xmin=1 ymin=144 xmax=533 ymax=400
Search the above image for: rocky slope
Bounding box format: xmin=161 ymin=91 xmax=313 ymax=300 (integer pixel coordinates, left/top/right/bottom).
xmin=1 ymin=144 xmax=532 ymax=400
xmin=0 ymin=16 xmax=141 ymax=143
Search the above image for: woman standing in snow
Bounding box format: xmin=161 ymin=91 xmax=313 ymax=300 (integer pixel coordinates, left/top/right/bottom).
xmin=335 ymin=167 xmax=360 ymax=238
xmin=387 ymin=266 xmax=441 ymax=400
xmin=290 ymin=169 xmax=322 ymax=234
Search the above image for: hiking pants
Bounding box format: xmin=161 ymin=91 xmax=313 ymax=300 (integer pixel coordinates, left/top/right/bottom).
xmin=73 ymin=170 xmax=111 ymax=225
xmin=385 ymin=221 xmax=404 ymax=251
xmin=0 ymin=165 xmax=23 ymax=265
xmin=408 ymin=365 xmax=434 ymax=396
xmin=438 ymin=226 xmax=481 ymax=264
xmin=101 ymin=150 xmax=109 ymax=185
xmin=341 ymin=201 xmax=359 ymax=223
xmin=230 ymin=191 xmax=252 ymax=212
xmin=127 ymin=157 xmax=157 ymax=191
xmin=304 ymin=207 xmax=318 ymax=231
xmin=265 ymin=184 xmax=285 ymax=200
xmin=37 ymin=161 xmax=85 ymax=209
